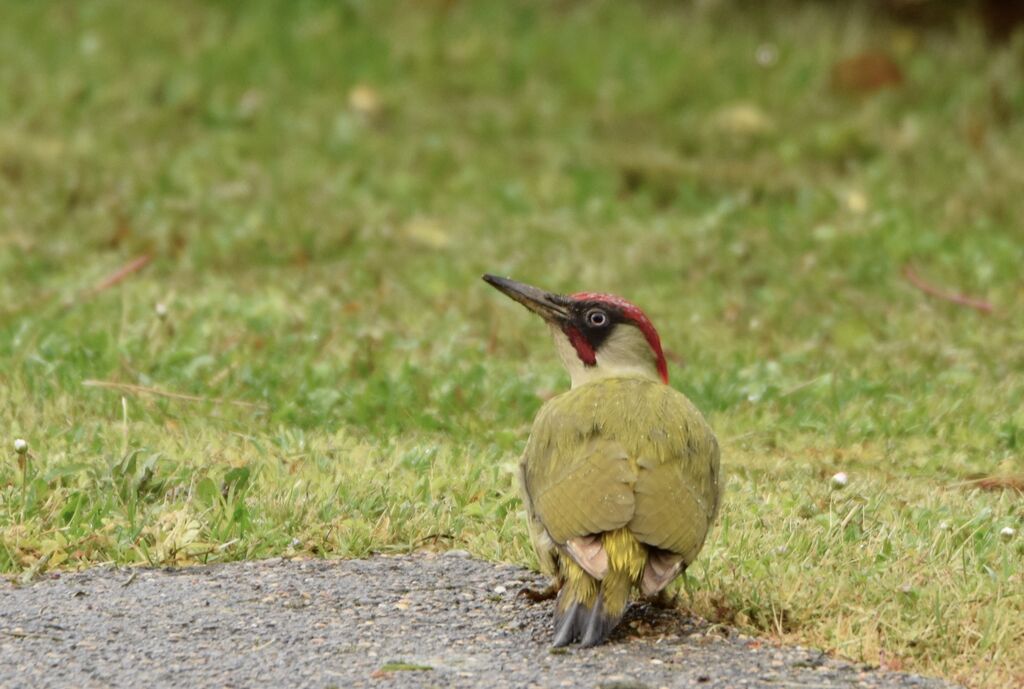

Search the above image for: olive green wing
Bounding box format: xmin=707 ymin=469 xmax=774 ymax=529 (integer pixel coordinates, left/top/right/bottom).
xmin=629 ymin=442 xmax=720 ymax=562
xmin=628 ymin=389 xmax=721 ymax=564
xmin=520 ymin=401 xmax=637 ymax=552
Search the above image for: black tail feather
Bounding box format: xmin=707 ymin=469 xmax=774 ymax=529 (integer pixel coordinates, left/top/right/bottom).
xmin=580 ymin=594 xmax=622 ymax=647
xmin=551 ymin=592 xmax=588 ymax=647
xmin=551 ymin=587 xmax=626 ymax=648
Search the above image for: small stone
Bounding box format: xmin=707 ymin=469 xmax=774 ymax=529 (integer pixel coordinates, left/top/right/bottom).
xmin=444 ymin=550 xmax=471 ymax=559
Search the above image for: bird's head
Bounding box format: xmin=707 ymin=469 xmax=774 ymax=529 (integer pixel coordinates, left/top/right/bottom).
xmin=483 ymin=274 xmax=668 ymax=388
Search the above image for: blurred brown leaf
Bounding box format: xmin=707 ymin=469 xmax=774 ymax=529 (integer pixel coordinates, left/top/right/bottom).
xmin=971 ymin=475 xmax=1024 ymax=494
xmin=830 ymin=51 xmax=904 ymax=95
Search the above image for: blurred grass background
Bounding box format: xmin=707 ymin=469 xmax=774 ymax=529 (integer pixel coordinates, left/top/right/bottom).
xmin=1 ymin=1 xmax=1023 ymax=686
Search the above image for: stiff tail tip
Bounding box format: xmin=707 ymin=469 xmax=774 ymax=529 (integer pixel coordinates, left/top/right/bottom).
xmin=551 ymin=529 xmax=643 ymax=647
xmin=551 ymin=587 xmax=625 ymax=648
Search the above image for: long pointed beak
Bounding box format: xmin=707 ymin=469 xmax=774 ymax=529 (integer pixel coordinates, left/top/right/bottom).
xmin=482 ymin=274 xmax=570 ymax=322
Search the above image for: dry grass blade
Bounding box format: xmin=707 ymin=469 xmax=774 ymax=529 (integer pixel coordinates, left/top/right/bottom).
xmin=18 ymin=552 xmax=53 ymax=585
xmin=82 ymin=379 xmax=269 ymax=410
xmin=91 ymin=254 xmax=153 ymax=294
xmin=64 ymin=255 xmax=155 ymax=310
xmin=954 ymin=475 xmax=1024 ymax=494
xmin=902 ymin=265 xmax=994 ymax=314
xmin=88 ymin=253 xmax=152 ymax=294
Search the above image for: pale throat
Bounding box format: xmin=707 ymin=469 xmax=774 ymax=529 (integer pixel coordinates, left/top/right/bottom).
xmin=548 ymin=323 xmax=662 ymax=388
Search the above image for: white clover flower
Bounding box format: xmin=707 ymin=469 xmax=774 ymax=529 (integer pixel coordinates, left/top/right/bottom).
xmin=1000 ymin=526 xmax=1016 ymax=542
xmin=830 ymin=472 xmax=848 ymax=489
xmin=13 ymin=438 xmax=28 ymax=454
xmin=756 ymin=43 xmax=778 ymax=67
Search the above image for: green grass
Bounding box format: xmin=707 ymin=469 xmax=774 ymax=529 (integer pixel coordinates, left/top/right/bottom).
xmin=2 ymin=1 xmax=1023 ymax=686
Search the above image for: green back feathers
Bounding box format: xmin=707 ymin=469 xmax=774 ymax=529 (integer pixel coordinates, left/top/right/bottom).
xmin=522 ymin=377 xmax=720 ymax=562
xmin=523 ymin=376 xmax=721 ymax=646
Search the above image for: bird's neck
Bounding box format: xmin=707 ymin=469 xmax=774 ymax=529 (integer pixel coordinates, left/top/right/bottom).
xmin=549 ymin=323 xmax=663 ymax=389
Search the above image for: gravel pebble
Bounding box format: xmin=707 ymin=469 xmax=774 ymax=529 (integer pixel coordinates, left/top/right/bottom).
xmin=0 ymin=554 xmax=962 ymax=689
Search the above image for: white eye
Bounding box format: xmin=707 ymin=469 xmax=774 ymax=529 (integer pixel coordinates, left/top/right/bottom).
xmin=587 ymin=310 xmax=608 ymax=327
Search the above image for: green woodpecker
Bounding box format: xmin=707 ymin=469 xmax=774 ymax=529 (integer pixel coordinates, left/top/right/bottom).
xmin=483 ymin=274 xmax=721 ymax=647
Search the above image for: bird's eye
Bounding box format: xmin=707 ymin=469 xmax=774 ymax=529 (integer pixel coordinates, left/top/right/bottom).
xmin=586 ymin=310 xmax=608 ymax=327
